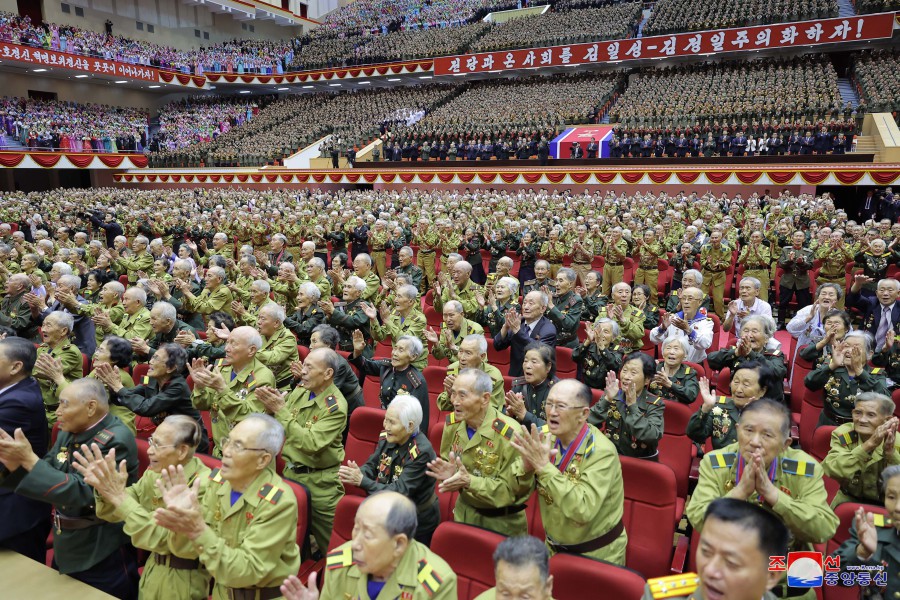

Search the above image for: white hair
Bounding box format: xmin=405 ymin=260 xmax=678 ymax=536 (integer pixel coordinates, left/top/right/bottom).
xmin=390 ymin=394 xmax=423 ymax=434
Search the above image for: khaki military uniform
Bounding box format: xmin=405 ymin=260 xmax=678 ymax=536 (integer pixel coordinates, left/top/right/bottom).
xmin=95 ymin=457 xmax=212 ymax=600
xmin=815 ymin=244 xmax=853 ymax=309
xmin=601 ymin=239 xmax=629 ymax=297
xmin=168 ymin=467 xmax=300 ymax=600
xmin=540 ymin=240 xmax=567 ymax=277
xmin=441 ymin=407 xmax=534 ymax=536
xmin=276 ymin=381 xmax=347 ymax=554
xmin=588 ymin=389 xmax=664 ymax=459
xmin=323 ymin=539 xmax=457 ymax=599
xmin=595 ymin=304 xmax=645 ymax=351
xmin=234 ymin=299 xmax=276 ymax=328
xmin=36 ymin=341 xmax=83 ymax=427
xmin=99 ymin=306 xmax=151 ymax=341
xmin=413 ymin=227 xmax=440 ymax=292
xmin=191 ymin=358 xmax=276 ymax=456
xmin=184 ymin=285 xmax=234 ymax=317
xmin=822 ymin=422 xmax=900 ymax=507
xmin=113 ymin=251 xmax=154 ymax=284
xmin=434 ymin=279 xmax=483 ymax=320
xmin=635 ymin=241 xmax=667 ymax=306
xmin=370 ymin=229 xmax=389 ymax=277
xmin=571 ymin=238 xmax=595 ymax=286
xmin=699 ymin=243 xmax=731 ymax=319
xmin=256 ymin=326 xmax=300 ymax=389
xmin=432 ymin=318 xmax=484 ymax=362
xmin=436 ymin=360 xmax=505 ymax=412
xmin=370 ymin=310 xmax=429 ymax=371
xmin=738 ymin=243 xmax=772 ymax=302
xmin=641 ymin=574 xmax=779 ymax=600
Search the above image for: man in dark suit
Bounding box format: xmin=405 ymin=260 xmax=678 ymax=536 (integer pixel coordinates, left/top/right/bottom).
xmin=87 ymin=212 xmax=123 ymax=249
xmin=0 ymin=337 xmax=49 ymax=563
xmin=847 ymin=274 xmax=900 ymax=350
xmin=860 ymin=189 xmax=879 ymax=222
xmin=493 ymin=290 xmax=557 ymax=377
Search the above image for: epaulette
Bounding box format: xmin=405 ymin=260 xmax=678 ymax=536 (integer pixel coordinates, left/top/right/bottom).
xmin=141 ymin=376 xmax=150 ymax=385
xmin=872 ymin=367 xmax=883 ymax=375
xmin=671 ymin=290 xmax=679 ymax=296
xmin=683 ymin=366 xmax=692 ymax=374
xmin=766 ymin=349 xmax=782 ymax=357
xmin=781 ymin=457 xmax=815 ymax=477
xmin=872 ymin=513 xmax=893 ymax=528
xmin=707 ymin=452 xmax=737 ymax=469
xmin=446 ymin=413 xmax=458 ymax=425
xmin=92 ymin=429 xmax=115 ymax=446
xmin=325 ymin=395 xmax=340 ymax=414
xmin=410 ymin=439 xmax=420 ymax=460
xmin=379 ymin=431 xmax=388 ymax=440
xmin=837 ymin=430 xmax=858 ymax=447
xmin=258 ymin=483 xmax=284 ymax=505
xmin=524 ymin=279 xmax=536 ymax=286
xmin=246 ymin=371 xmax=258 ymax=391
xmin=717 ymin=396 xmax=728 ymax=404
xmin=417 ymin=559 xmax=444 ymax=597
xmin=492 ymin=418 xmax=514 ymax=441
xmin=213 ymin=358 xmax=225 ymax=369
xmin=612 ymin=345 xmax=620 ymax=351
xmin=646 ymin=573 xmax=700 ymax=599
xmin=511 ymin=376 xmax=527 ymax=387
xmin=208 ymin=468 xmax=226 ymax=484
xmin=326 ymin=546 xmax=354 ymax=571
xmin=406 ymin=370 xmax=423 ymax=389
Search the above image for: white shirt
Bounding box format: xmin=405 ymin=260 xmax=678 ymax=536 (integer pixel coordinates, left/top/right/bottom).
xmin=731 ymin=298 xmax=773 ymax=337
xmin=649 ymin=312 xmax=714 ymax=363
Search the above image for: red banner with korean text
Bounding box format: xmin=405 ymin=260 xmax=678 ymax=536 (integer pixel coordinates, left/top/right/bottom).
xmin=434 ymin=13 xmax=896 ymax=76
xmin=0 ymin=41 xmax=161 ymax=82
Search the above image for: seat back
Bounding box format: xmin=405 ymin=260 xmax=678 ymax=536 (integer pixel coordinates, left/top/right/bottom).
xmin=430 ymin=522 xmax=504 ymax=600
xmin=715 ymin=367 xmax=731 ymax=396
xmin=344 ymin=407 xmax=386 ymax=496
xmin=424 ymin=305 xmax=442 ymax=328
xmin=327 ymin=494 xmax=365 ymax=551
xmin=283 ymin=477 xmax=313 ymax=560
xmin=132 ymin=362 xmax=150 ymax=386
xmin=621 ymin=456 xmax=677 ymax=579
xmin=423 ymin=366 xmax=448 ymax=403
xmin=196 ymin=452 xmax=222 ymax=471
xmin=549 ymin=553 xmax=646 ymax=600
xmin=135 ymin=438 xmax=150 ymax=475
xmin=525 ymin=489 xmax=545 ymax=540
xmin=811 ymin=425 xmax=836 ymax=463
xmin=555 ymin=346 xmax=577 ymax=378
xmin=790 ymin=349 xmax=815 ymax=415
xmin=798 ymin=387 xmax=825 ymax=453
xmin=823 ymin=502 xmax=889 ymax=600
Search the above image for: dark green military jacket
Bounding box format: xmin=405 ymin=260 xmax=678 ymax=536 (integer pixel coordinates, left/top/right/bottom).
xmin=648 ymin=362 xmax=699 ymax=405
xmin=572 ymin=342 xmax=623 ymax=389
xmin=507 ymin=376 xmax=559 ymax=429
xmin=0 ymin=291 xmax=37 ymax=338
xmin=546 ymin=291 xmax=583 ymax=348
xmin=1 ymin=412 xmax=138 ymax=574
xmin=686 ymin=395 xmax=744 ymax=450
xmin=805 ymin=363 xmax=889 ymax=425
xmin=588 ymin=389 xmax=664 ymax=459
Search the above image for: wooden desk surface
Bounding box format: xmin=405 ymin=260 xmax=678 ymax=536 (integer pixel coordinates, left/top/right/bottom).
xmin=0 ymin=549 xmax=115 ymax=599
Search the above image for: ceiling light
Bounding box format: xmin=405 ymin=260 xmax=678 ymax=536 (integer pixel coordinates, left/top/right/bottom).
xmin=114 ymin=80 xmax=127 ymax=83
xmin=75 ymin=74 xmax=89 ymax=78
xmin=387 ymin=78 xmax=401 ymax=82
xmin=148 ymin=85 xmax=160 ymax=88
xmin=276 ymin=87 xmax=289 ymax=91
xmin=32 ymin=68 xmax=47 ymax=72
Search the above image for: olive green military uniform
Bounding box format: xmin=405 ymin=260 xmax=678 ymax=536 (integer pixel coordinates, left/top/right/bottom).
xmin=235 ymin=299 xmax=276 ymax=328
xmin=413 ymin=227 xmax=440 ymax=292
xmin=572 ymin=342 xmax=623 ymax=389
xmin=229 ymin=274 xmax=255 ymax=305
xmin=522 ymin=278 xmax=555 ymax=297
xmin=99 ymin=306 xmax=152 ymax=341
xmin=686 ymin=396 xmax=744 ymax=450
xmin=0 ymin=412 xmax=138 ymax=576
xmin=601 ymin=239 xmax=628 ymax=297
xmin=441 ymin=407 xmax=534 ymax=536
xmin=284 ymin=305 xmax=326 ymax=348
xmin=546 ymin=291 xmax=583 ymax=349
xmin=357 ymin=432 xmax=441 ymax=545
xmin=834 ymin=514 xmax=896 ymax=597
xmin=432 ymin=318 xmax=484 ymax=362
xmin=183 ymin=285 xmax=234 ymax=317
xmin=649 ymin=362 xmax=699 ymax=405
xmin=310 ymin=275 xmax=333 ymax=303
xmin=191 ymin=358 xmax=276 ymax=456
xmin=370 ymin=229 xmax=389 ymax=277
xmin=113 ymin=251 xmax=154 ymax=284
xmin=256 ymin=326 xmax=300 ymax=389
xmin=635 ymin=241 xmax=666 ymax=306
xmin=540 ymin=240 xmax=567 ymax=277
xmin=167 ymin=467 xmax=300 ymax=600
xmin=36 ymin=341 xmax=83 ymax=427
xmin=94 ymin=457 xmax=212 ymax=600
xmin=804 ymin=364 xmax=889 ymax=426
xmin=370 ymin=310 xmax=429 ymax=371
xmin=571 ymin=238 xmax=595 ymax=286
xmin=438 ymin=232 xmax=462 ymax=272
xmin=276 ymin=380 xmax=347 ymax=554
xmin=588 ymin=389 xmax=665 ymax=459
xmin=738 ymin=244 xmax=772 ymax=302
xmin=323 ymin=539 xmax=457 ymax=599
xmin=507 ymin=376 xmax=558 ymax=429
xmin=517 ymin=423 xmax=627 ymax=564
xmin=269 ymin=278 xmax=300 ymax=314
xmin=816 ymin=244 xmax=853 ymax=309
xmin=434 ymin=279 xmax=483 ymax=320
xmin=170 ymin=281 xmax=205 ymax=331
xmin=0 ymin=291 xmax=37 ymax=338
xmin=822 ymin=422 xmax=900 ymax=507
xmin=699 ymin=243 xmax=731 ymax=319
xmin=640 ymin=574 xmax=779 ymax=600
xmin=595 ymin=305 xmax=645 ymax=351
xmin=436 ymin=360 xmax=505 ymax=412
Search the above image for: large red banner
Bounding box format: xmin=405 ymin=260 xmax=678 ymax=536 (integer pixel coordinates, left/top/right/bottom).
xmin=0 ymin=41 xmax=161 ymax=82
xmin=434 ymin=13 xmax=897 ymax=76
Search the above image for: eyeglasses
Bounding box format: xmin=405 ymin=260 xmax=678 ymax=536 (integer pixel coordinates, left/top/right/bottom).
xmin=147 ymin=437 xmax=176 ymax=450
xmin=545 ymin=402 xmax=583 ymax=412
xmin=221 ymin=436 xmax=268 ymax=454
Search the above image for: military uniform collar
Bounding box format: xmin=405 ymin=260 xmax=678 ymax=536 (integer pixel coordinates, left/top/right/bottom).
xmin=264 ymin=326 xmax=291 ymax=345
xmin=301 ymin=382 xmax=340 ymax=407
xmin=71 ymin=412 xmax=118 ymax=445
xmin=229 ymin=358 xmax=264 ymax=383
xmin=214 ymin=467 xmax=276 ymax=515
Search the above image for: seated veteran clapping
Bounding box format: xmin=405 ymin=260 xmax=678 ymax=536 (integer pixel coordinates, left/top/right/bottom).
xmin=477 ymin=276 xmax=520 ymax=337
xmin=648 ymin=336 xmax=700 ymax=404
xmin=588 ymin=352 xmax=664 ymax=460
xmin=805 ymin=331 xmax=889 ymax=427
xmin=686 ymin=361 xmax=777 ymax=450
xmin=72 ymin=415 xmax=212 ymax=600
xmin=796 ymin=308 xmax=851 ymax=367
xmin=338 ymin=395 xmax=440 ymax=545
xmin=708 ymin=315 xmax=786 ymax=402
xmin=504 ymin=343 xmax=559 ymax=428
xmin=822 ymin=392 xmax=900 ymax=507
xmin=649 ymin=286 xmax=713 ymax=363
xmin=572 ymin=317 xmax=624 ymax=390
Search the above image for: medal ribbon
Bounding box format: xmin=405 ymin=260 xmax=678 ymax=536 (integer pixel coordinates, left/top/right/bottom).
xmin=735 ymin=454 xmax=777 ymax=489
xmin=555 ymin=423 xmax=590 ymax=473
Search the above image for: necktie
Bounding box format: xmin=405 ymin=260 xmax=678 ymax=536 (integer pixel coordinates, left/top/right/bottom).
xmin=876 ymin=306 xmax=892 ymax=349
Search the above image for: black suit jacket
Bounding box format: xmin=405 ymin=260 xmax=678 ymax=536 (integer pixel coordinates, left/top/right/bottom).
xmin=493 ymin=316 xmax=557 ymax=377
xmin=847 ymin=290 xmax=900 ymax=339
xmin=0 ymin=377 xmax=50 ymax=541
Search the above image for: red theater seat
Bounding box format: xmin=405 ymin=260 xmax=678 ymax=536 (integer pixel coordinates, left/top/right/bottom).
xmin=343 ymin=407 xmax=386 ymax=496
xmin=430 ymin=522 xmax=504 ymax=600
xmin=621 ymin=456 xmax=679 ymax=579
xmin=549 ymin=553 xmax=646 ymax=600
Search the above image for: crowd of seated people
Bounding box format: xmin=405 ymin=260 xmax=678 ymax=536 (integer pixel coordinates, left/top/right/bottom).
xmin=471 ymin=3 xmax=641 ymax=53
xmin=150 ymin=95 xmax=270 ymax=153
xmin=0 ymin=96 xmax=147 ymax=152
xmin=0 ymin=183 xmax=898 ymax=599
xmin=851 ymin=48 xmax=900 ymax=117
xmin=854 ymin=0 xmax=900 ymax=13
xmin=643 ymin=0 xmax=838 ymax=35
xmin=379 ymin=72 xmax=620 ymax=161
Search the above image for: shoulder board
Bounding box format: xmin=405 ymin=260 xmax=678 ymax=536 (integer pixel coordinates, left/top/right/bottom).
xmin=208 ymin=468 xmax=226 ymax=484
xmin=766 ymin=349 xmax=782 ymax=357
xmin=707 ymin=452 xmax=737 ymax=469
xmin=92 ymin=428 xmax=115 ymax=446
xmin=326 ymin=546 xmax=354 ymax=571
xmin=683 ymin=366 xmax=692 ymax=374
xmin=141 ymin=375 xmax=150 ymax=385
xmin=718 ymin=396 xmax=728 ymax=404
xmin=379 ymin=431 xmax=388 ymax=440
xmin=512 ymin=376 xmax=527 ymax=387
xmin=872 ymin=367 xmax=883 ymax=375
xmin=781 ymin=458 xmax=815 ymax=477
xmin=671 ymin=290 xmax=679 ymax=296
xmin=325 ymin=395 xmax=340 ymax=414
xmin=213 ymin=358 xmax=225 ymax=369
xmin=446 ymin=413 xmax=458 ymax=425
xmin=647 ymin=573 xmax=700 ymax=599
xmin=407 ymin=370 xmax=423 ymax=389
xmin=612 ymin=345 xmax=620 ymax=351
xmin=837 ymin=430 xmax=858 ymax=447
xmin=417 ymin=559 xmax=444 ymax=596
xmin=539 ymin=424 xmax=550 ymax=435
xmin=492 ymin=418 xmax=515 ymax=441
xmin=524 ymin=279 xmax=536 ymax=285
xmin=258 ymin=483 xmax=284 ymax=505
xmin=872 ymin=513 xmax=893 ymax=528
xmin=409 ymin=439 xmax=420 ymax=460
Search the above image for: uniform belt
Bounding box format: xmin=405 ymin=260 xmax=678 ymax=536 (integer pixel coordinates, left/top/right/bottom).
xmin=54 ymin=511 xmax=104 ymax=530
xmin=286 ymin=462 xmax=339 ymax=475
xmin=825 ymin=407 xmax=853 ymax=425
xmin=606 ymin=262 xmax=623 ymax=267
xmin=573 ymin=261 xmax=591 ymax=265
xmin=227 ymin=586 xmax=282 ymax=600
xmin=547 ymin=519 xmax=624 ymax=554
xmin=419 ymin=249 xmax=435 ymax=254
xmin=471 ymin=503 xmax=527 ymax=518
xmin=151 ymin=552 xmax=201 ymax=570
xmin=705 ymin=268 xmax=727 ymax=273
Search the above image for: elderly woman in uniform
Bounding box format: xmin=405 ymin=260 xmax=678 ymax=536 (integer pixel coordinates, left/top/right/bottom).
xmin=505 ymin=343 xmax=559 ymax=429
xmin=338 ymin=394 xmax=440 ymax=545
xmin=572 ymin=318 xmax=623 ymax=390
xmin=648 ymin=336 xmax=699 ymax=405
xmin=284 ymin=281 xmax=325 ymax=348
xmin=787 ymin=283 xmax=843 ymax=365
xmin=478 ymin=276 xmax=519 ymax=337
xmin=708 ymin=314 xmax=787 ymax=403
xmin=350 ymin=330 xmax=430 ymax=428
xmin=797 ymin=309 xmax=852 ymax=367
